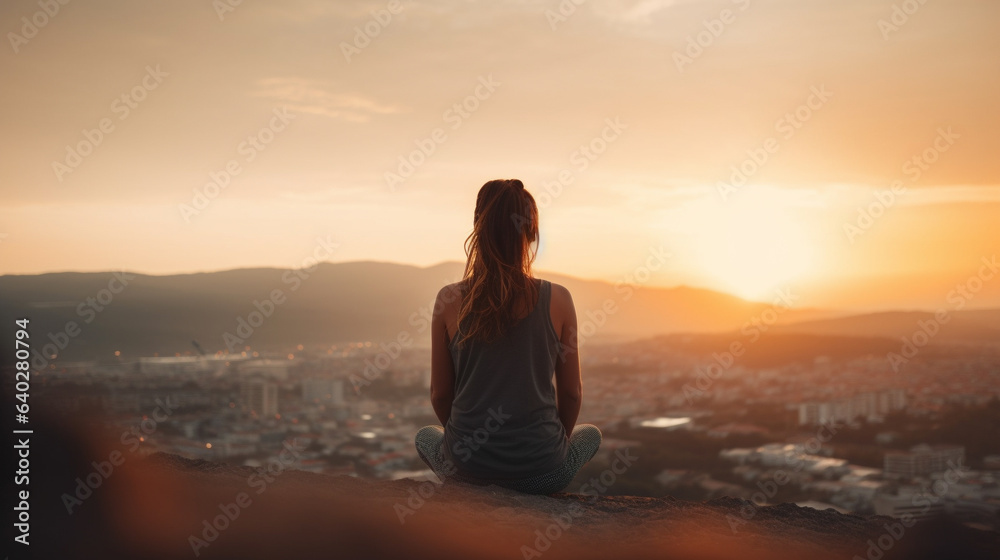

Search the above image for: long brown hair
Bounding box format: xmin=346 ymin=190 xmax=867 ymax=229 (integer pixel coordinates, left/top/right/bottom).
xmin=454 ymin=179 xmax=540 ymax=347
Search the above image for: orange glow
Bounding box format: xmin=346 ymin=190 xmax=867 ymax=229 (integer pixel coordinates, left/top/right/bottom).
xmin=0 ymin=1 xmax=997 ymax=313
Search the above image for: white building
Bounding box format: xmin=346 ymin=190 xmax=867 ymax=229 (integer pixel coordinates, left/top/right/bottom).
xmin=798 ymin=389 xmax=907 ymax=425
xmin=884 ymin=444 xmax=965 ymax=478
xmin=238 ymin=359 xmax=290 ymax=381
xmin=138 ymin=356 xmax=206 ymax=375
xmin=302 ymin=377 xmax=345 ymax=405
xmin=873 ymin=486 xmax=948 ymax=520
xmin=240 ymin=379 xmax=278 ymax=417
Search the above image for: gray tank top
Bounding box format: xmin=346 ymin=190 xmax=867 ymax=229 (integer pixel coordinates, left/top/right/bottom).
xmin=443 ymin=278 xmax=568 ymax=479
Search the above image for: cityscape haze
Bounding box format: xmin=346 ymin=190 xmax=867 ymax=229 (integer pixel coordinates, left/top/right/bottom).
xmin=2 ymin=0 xmax=999 ymax=558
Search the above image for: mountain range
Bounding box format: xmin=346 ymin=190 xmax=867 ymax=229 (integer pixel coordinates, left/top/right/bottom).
xmin=2 ymin=261 xmax=998 ymax=362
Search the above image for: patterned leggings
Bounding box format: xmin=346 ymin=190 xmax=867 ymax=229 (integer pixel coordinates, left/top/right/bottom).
xmin=414 ymin=424 xmax=602 ymax=495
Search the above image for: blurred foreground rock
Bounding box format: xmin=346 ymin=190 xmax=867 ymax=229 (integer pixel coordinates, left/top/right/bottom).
xmin=26 ymin=448 xmax=997 ymax=560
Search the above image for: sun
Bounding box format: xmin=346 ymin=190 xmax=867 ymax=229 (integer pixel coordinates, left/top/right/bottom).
xmin=688 ymin=190 xmax=817 ymax=302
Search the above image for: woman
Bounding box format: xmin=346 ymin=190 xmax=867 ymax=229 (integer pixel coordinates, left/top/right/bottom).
xmin=414 ymin=179 xmax=602 ymax=494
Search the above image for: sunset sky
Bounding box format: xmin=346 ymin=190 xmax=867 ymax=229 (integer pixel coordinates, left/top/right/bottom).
xmin=2 ymin=0 xmax=998 ymax=310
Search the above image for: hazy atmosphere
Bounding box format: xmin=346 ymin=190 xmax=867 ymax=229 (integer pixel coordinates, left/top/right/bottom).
xmin=2 ymin=0 xmax=999 ymax=310
xmin=4 ymin=3 xmax=1000 ymax=559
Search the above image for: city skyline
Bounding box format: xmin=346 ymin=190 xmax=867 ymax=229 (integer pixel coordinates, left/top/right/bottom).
xmin=6 ymin=2 xmax=999 ymax=557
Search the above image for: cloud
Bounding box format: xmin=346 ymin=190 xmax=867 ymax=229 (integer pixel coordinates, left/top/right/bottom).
xmin=251 ymin=77 xmax=401 ymax=122
xmin=592 ymin=0 xmax=694 ymax=24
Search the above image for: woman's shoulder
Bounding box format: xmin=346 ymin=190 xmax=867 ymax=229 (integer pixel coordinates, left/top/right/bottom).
xmin=541 ymin=279 xmax=573 ymax=306
xmin=435 ymin=281 xmax=464 ymax=307
xmin=539 ymin=280 xmax=574 ymax=336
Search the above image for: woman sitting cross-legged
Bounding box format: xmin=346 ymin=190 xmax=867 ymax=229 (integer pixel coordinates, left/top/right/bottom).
xmin=414 ymin=178 xmax=601 ymax=495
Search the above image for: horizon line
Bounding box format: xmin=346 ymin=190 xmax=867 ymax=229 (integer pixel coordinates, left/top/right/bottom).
xmin=5 ymin=259 xmax=1000 ymax=316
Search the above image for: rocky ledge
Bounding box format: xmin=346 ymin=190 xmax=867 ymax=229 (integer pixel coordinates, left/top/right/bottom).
xmin=30 ymin=451 xmax=1000 ymax=560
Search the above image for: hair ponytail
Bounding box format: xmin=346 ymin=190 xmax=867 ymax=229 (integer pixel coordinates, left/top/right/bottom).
xmin=455 ymin=179 xmax=539 ymax=347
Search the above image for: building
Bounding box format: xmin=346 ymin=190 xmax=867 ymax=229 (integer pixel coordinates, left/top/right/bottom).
xmin=878 ymin=389 xmax=907 ymax=415
xmin=798 ymin=389 xmax=907 ymax=425
xmin=798 ymin=401 xmax=839 ymax=426
xmin=302 ymin=377 xmax=345 ymax=405
xmin=138 ymin=356 xmax=207 ymax=375
xmin=707 ymin=423 xmax=769 ymax=438
xmin=872 ymin=490 xmax=946 ymax=520
xmin=240 ymin=379 xmax=278 ymax=417
xmin=238 ymin=359 xmax=291 ymax=381
xmin=884 ymin=444 xmax=965 ymax=478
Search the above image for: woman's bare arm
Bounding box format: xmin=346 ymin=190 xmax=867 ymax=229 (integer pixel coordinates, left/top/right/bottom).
xmin=552 ymin=284 xmax=582 ymax=437
xmin=429 ymin=286 xmax=457 ymax=426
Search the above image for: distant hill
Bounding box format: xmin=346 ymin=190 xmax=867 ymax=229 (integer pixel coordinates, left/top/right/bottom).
xmin=776 ymin=309 xmax=1000 ymax=344
xmin=631 ymin=332 xmax=903 ymax=369
xmin=3 ymin=261 xmax=996 ymax=363
xmin=0 ymin=261 xmax=828 ymax=361
xmin=626 ymin=309 xmax=1000 ymax=368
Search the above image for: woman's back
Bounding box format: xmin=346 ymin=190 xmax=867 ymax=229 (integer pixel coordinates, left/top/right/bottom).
xmin=443 ymin=278 xmax=568 ymax=479
xmin=415 ymin=178 xmax=600 ymax=495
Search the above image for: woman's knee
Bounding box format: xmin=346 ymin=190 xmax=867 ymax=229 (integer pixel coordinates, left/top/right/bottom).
xmin=572 ymin=424 xmax=602 ymax=444
xmin=415 ymin=425 xmax=444 ymax=448
xmin=570 ymin=425 xmax=602 ymax=463
xmin=417 ymin=424 xmax=443 ymax=434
